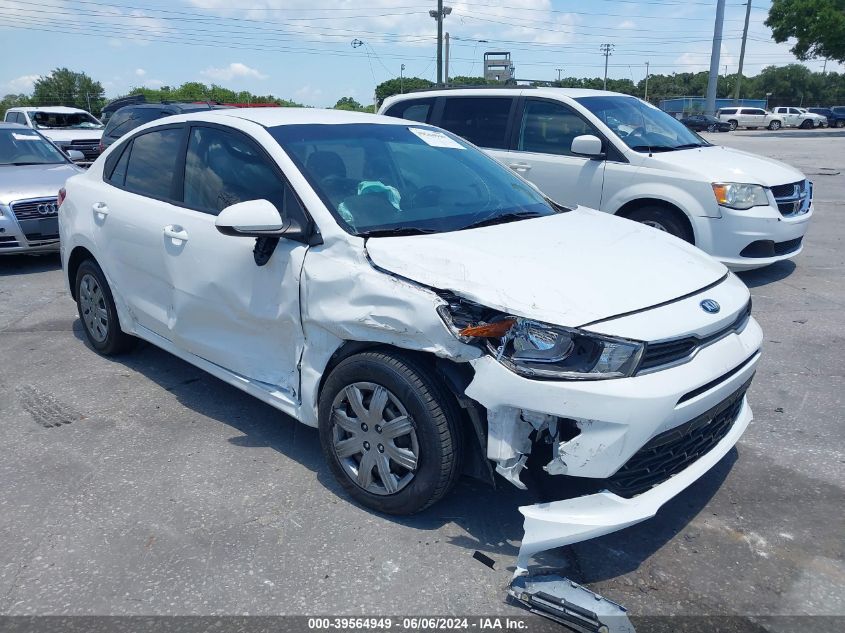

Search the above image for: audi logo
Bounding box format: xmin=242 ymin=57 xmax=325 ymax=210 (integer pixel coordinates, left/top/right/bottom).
xmin=37 ymin=202 xmax=58 ymax=215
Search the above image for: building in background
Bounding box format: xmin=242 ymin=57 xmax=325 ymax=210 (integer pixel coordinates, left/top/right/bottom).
xmin=484 ymin=52 xmax=514 ymax=82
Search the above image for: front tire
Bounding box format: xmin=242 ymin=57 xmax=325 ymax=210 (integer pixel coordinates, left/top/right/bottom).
xmin=75 ymin=259 xmax=135 ymax=355
xmin=768 ymin=120 xmax=782 ymax=130
xmin=800 ymin=119 xmax=813 ymax=129
xmin=624 ymin=206 xmax=694 ymax=243
xmin=318 ymin=350 xmax=462 ymax=515
xmin=728 ymin=120 xmax=738 ymax=131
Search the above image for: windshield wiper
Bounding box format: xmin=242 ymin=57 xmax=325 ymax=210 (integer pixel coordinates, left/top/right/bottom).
xmin=629 ymin=145 xmax=677 ymax=152
xmin=8 ymin=161 xmax=51 ymax=166
xmin=359 ymin=226 xmax=441 ymax=238
xmin=459 ymin=210 xmax=547 ymax=231
xmin=673 ymin=143 xmax=705 ymax=149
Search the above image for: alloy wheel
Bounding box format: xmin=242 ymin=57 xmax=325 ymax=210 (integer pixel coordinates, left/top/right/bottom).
xmin=79 ymin=273 xmax=109 ymax=343
xmin=330 ymin=382 xmax=420 ymax=496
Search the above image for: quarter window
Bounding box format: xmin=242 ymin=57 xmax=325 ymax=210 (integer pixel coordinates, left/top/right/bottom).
xmin=183 ymin=126 xmax=285 ymax=216
xmin=518 ymin=99 xmax=598 ymax=156
xmin=124 ymin=127 xmax=183 ymax=200
xmin=439 ymin=97 xmax=513 ymax=149
xmin=384 ymin=98 xmax=434 ymax=123
xmin=108 ymin=142 xmax=131 ymax=186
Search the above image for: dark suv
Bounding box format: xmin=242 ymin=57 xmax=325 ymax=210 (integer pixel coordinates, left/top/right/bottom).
xmin=807 ymin=107 xmax=845 ymax=128
xmin=98 ymin=102 xmax=231 ymax=153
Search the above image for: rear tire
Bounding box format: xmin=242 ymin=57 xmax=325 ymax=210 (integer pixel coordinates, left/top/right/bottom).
xmin=768 ymin=120 xmax=782 ymax=130
xmin=623 ymin=206 xmax=694 ymax=243
xmin=318 ymin=350 xmax=463 ymax=515
xmin=75 ymin=259 xmax=135 ymax=356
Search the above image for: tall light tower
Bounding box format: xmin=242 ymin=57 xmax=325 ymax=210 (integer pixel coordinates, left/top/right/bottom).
xmin=429 ymin=2 xmax=452 ymax=86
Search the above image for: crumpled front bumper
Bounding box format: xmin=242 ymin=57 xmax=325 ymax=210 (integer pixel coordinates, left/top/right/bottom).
xmin=515 ymin=396 xmax=750 ymax=572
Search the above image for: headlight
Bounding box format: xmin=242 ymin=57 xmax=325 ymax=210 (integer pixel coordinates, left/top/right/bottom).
xmin=438 ymin=305 xmax=644 ymax=380
xmin=711 ymin=182 xmax=769 ymax=210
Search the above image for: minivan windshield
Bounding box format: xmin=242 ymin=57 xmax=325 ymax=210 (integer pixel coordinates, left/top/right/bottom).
xmin=0 ymin=128 xmax=68 ymax=165
xmin=576 ymin=95 xmax=708 ymax=152
xmin=30 ymin=111 xmax=103 ymax=130
xmin=271 ymin=123 xmax=559 ymax=236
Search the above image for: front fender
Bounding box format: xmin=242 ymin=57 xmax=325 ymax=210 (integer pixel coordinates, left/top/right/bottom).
xmin=606 ymin=179 xmax=720 ymax=220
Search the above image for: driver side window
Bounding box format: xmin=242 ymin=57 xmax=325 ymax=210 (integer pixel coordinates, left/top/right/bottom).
xmin=183 ymin=126 xmax=285 ymax=216
xmin=518 ymin=99 xmax=597 ymax=156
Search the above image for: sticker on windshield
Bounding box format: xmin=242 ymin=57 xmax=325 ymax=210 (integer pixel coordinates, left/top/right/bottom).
xmin=408 ymin=127 xmax=466 ymax=149
xmin=12 ymin=133 xmax=39 ymax=140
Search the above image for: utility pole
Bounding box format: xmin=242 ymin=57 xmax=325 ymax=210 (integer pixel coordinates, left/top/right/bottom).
xmin=400 ymin=63 xmax=405 ymax=93
xmin=644 ymin=61 xmax=650 ymax=101
xmin=429 ymin=2 xmax=452 ymax=86
xmin=445 ymin=32 xmax=450 ymax=86
xmin=556 ymin=68 xmax=562 ymax=82
xmin=733 ymin=0 xmax=752 ymax=102
xmin=704 ymin=0 xmax=726 ymax=116
xmin=600 ymin=43 xmax=614 ymax=91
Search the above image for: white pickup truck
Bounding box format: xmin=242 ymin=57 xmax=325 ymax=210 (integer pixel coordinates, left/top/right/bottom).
xmin=3 ymin=106 xmax=104 ymax=164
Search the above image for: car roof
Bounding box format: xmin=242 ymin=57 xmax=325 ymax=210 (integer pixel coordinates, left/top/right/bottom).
xmin=387 ymin=87 xmax=631 ymax=102
xmin=159 ymin=107 xmax=419 ymax=127
xmin=122 ymin=102 xmax=223 ymax=112
xmin=9 ymin=106 xmax=91 ymax=113
xmin=0 ymin=122 xmax=31 ymax=129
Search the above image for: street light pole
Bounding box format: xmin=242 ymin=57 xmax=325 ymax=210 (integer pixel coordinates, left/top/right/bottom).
xmin=429 ymin=2 xmax=452 ymax=86
xmin=600 ymin=43 xmax=614 ymax=90
xmin=400 ymin=64 xmax=405 ymax=93
xmin=644 ymin=61 xmax=650 ymax=101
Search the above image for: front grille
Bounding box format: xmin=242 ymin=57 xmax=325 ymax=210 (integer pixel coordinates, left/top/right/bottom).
xmin=10 ymin=198 xmax=59 ymax=221
xmin=771 ymin=179 xmax=812 ymax=217
xmin=637 ymin=300 xmax=752 ymax=373
xmin=69 ymin=139 xmax=100 ymax=160
xmin=606 ymin=377 xmax=753 ymax=498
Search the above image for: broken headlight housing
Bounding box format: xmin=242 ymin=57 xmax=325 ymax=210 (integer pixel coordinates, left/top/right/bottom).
xmin=438 ymin=303 xmax=644 ymax=380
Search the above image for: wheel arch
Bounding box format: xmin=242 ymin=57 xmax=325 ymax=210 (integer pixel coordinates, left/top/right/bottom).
xmin=67 ymin=245 xmax=96 ymax=300
xmin=614 ymin=198 xmax=696 ymax=245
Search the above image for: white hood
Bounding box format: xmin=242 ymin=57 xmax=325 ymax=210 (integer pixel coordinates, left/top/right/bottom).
xmin=365 ymin=209 xmax=727 ymax=327
xmin=39 ymin=129 xmax=103 ymax=143
xmin=644 ymin=145 xmax=805 ymax=188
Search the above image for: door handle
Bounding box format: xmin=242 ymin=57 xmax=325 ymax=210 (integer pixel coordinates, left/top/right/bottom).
xmin=509 ymin=162 xmax=532 ymax=173
xmin=92 ymin=202 xmax=109 ymax=216
xmin=163 ymin=225 xmax=189 ymax=242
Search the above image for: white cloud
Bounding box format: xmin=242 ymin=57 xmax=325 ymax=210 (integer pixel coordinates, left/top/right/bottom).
xmin=294 ymin=84 xmax=323 ymax=105
xmin=135 ymin=68 xmax=146 ymax=77
xmin=617 ymin=20 xmax=636 ymax=30
xmin=6 ymin=74 xmax=39 ymax=92
xmin=200 ymin=62 xmax=268 ymax=81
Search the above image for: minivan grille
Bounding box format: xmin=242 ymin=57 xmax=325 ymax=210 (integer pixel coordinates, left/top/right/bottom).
xmin=637 ymin=301 xmax=752 ymax=373
xmin=606 ymin=376 xmax=752 ymax=498
xmin=771 ymin=179 xmax=812 ymax=217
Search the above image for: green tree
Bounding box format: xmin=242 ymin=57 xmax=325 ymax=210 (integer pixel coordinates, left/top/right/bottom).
xmin=375 ymin=77 xmax=434 ymax=106
xmin=333 ymin=96 xmax=364 ymax=111
xmin=766 ymin=0 xmax=845 ymax=63
xmin=31 ymin=68 xmax=105 ymax=113
xmin=0 ymin=93 xmax=31 ymax=118
xmin=126 ymin=82 xmax=302 ymax=107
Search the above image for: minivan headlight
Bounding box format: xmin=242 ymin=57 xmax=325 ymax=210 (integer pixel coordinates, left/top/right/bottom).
xmin=438 ymin=306 xmax=644 ymax=379
xmin=712 ymin=182 xmax=769 ymax=210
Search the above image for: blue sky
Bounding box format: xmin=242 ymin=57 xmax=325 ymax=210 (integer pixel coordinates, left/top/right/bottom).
xmin=2 ymin=0 xmax=841 ymax=108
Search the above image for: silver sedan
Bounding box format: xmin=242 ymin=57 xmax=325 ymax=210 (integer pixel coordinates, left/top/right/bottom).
xmin=0 ymin=122 xmax=82 ymax=254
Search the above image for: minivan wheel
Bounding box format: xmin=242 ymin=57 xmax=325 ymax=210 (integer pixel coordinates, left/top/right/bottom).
xmin=624 ymin=206 xmax=694 ymax=243
xmin=768 ymin=120 xmax=782 ymax=130
xmin=800 ymin=119 xmax=813 ymax=129
xmin=319 ymin=350 xmax=462 ymax=515
xmin=728 ymin=120 xmax=738 ymax=131
xmin=75 ymin=259 xmax=135 ymax=355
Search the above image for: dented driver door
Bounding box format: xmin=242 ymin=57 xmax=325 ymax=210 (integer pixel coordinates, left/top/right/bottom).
xmin=160 ymin=124 xmax=307 ymax=400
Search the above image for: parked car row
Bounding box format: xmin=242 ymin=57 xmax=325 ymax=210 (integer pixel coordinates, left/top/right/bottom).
xmin=3 ymin=90 xmax=815 ymax=573
xmin=715 ymin=105 xmax=843 ymax=131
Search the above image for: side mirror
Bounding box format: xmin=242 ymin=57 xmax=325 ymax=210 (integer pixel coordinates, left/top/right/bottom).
xmin=571 ymin=135 xmax=605 ymax=159
xmin=215 ymin=199 xmax=286 ymax=237
xmin=66 ymin=149 xmax=85 ymax=161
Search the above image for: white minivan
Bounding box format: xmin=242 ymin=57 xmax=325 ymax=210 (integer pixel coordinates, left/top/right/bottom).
xmin=60 ymin=108 xmax=762 ymax=571
xmin=381 ymin=89 xmax=812 ymax=270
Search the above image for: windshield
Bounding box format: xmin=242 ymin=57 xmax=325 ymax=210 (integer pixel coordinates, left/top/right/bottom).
xmin=271 ymin=123 xmax=559 ymax=236
xmin=30 ymin=111 xmax=103 ymax=130
xmin=576 ymin=95 xmax=708 ymax=152
xmin=0 ymin=128 xmax=68 ymax=165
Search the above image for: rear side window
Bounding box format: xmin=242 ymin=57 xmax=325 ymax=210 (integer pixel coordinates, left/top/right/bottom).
xmin=517 ymin=99 xmax=598 ymax=156
xmin=183 ymin=126 xmax=285 ymax=215
xmin=384 ymin=98 xmax=434 ymax=123
xmin=124 ymin=127 xmax=183 ymax=200
xmin=105 ymin=108 xmax=168 ymax=140
xmin=439 ymin=97 xmax=513 ymax=149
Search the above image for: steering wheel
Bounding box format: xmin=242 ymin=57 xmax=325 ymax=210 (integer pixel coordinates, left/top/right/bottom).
xmin=408 ymin=185 xmax=442 ymax=208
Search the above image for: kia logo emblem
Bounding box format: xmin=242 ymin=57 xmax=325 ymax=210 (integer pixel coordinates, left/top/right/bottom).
xmin=700 ymin=299 xmax=721 ymax=314
xmin=37 ymin=202 xmax=58 ymax=215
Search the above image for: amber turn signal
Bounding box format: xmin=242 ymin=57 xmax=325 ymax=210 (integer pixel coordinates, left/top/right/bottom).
xmin=458 ymin=318 xmax=516 ymax=338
